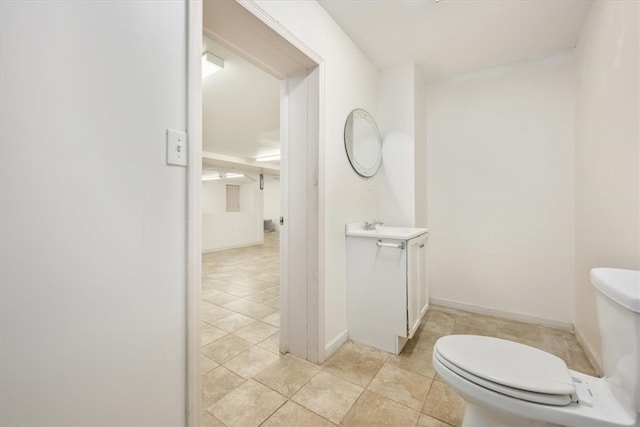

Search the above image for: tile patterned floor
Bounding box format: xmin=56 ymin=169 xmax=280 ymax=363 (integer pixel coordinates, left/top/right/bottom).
xmin=201 ymin=234 xmax=597 ymax=426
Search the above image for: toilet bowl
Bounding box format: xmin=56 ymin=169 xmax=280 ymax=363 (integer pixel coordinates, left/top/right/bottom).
xmin=433 ymin=268 xmax=640 ymax=427
xmin=433 ymin=335 xmax=636 ymax=426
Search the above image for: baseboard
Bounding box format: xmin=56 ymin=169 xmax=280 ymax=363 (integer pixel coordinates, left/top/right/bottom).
xmin=202 ymin=241 xmax=263 ymax=253
xmin=574 ymin=325 xmax=603 ymax=376
xmin=430 ymin=297 xmax=574 ymax=331
xmin=324 ymin=329 xmax=349 ymax=361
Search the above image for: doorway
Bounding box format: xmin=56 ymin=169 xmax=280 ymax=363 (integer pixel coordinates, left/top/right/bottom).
xmin=187 ymin=1 xmax=322 ymax=425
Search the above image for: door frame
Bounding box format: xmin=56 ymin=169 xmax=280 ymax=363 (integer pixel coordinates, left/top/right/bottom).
xmin=186 ymin=1 xmax=324 ymax=425
xmin=186 ymin=1 xmax=202 ymax=425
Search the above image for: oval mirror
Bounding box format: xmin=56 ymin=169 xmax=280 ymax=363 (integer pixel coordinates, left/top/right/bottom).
xmin=344 ymin=108 xmax=382 ymax=178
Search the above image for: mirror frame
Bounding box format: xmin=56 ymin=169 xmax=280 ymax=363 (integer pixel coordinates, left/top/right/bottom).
xmin=344 ymin=108 xmax=382 ymax=178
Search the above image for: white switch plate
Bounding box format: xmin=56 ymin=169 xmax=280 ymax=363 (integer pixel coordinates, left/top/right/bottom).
xmin=166 ymin=129 xmax=188 ymax=167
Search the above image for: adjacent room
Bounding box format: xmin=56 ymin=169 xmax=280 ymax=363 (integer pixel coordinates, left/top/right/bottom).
xmin=199 ymin=34 xmax=284 ymax=388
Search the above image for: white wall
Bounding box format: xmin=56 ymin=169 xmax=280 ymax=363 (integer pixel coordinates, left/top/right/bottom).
xmin=201 ymin=181 xmax=263 ymax=252
xmin=426 ymin=53 xmax=576 ymax=324
xmin=0 ymin=1 xmax=187 ymax=424
xmin=379 ymin=64 xmax=417 ymax=227
xmin=378 ymin=63 xmax=427 ymax=228
xmin=254 ymin=1 xmax=381 ymax=355
xmin=414 ymin=71 xmax=428 ymax=228
xmin=263 ymin=176 xmax=281 ymax=231
xmin=574 ymin=0 xmax=639 ymax=365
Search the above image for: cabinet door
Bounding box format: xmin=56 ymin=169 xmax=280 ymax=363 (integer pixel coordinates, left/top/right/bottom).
xmin=417 ymin=236 xmax=429 ymax=318
xmin=406 ymin=237 xmax=421 ymax=338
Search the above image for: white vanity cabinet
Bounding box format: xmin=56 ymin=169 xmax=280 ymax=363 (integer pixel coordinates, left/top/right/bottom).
xmin=346 ymin=224 xmax=429 ymax=354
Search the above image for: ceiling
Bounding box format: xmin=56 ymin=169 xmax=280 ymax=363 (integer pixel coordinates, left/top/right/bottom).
xmin=202 ymin=37 xmax=281 ymax=161
xmin=201 ymin=0 xmax=316 ymax=176
xmin=318 ymin=0 xmax=593 ymax=82
xmin=201 ymin=0 xmax=593 ymax=177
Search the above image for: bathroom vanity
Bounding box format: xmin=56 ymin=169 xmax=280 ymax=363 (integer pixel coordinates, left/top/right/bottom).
xmin=346 ymin=223 xmax=429 ymax=354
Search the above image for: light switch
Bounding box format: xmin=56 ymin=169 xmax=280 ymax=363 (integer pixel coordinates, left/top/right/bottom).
xmin=166 ymin=129 xmax=188 ymax=166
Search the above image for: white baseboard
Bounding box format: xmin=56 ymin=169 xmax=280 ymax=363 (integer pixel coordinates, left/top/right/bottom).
xmin=202 ymin=240 xmax=263 ymax=253
xmin=574 ymin=325 xmax=603 ymax=376
xmin=324 ymin=329 xmax=349 ymax=361
xmin=430 ymin=297 xmax=573 ymax=331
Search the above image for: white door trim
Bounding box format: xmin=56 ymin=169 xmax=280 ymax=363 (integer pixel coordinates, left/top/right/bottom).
xmin=279 ymin=67 xmax=321 ymax=361
xmin=186 ymin=1 xmax=202 ymax=426
xmin=236 ymin=1 xmax=323 ymax=66
xmin=187 ymin=0 xmax=324 ymax=422
xmin=238 ymin=0 xmax=325 ymax=365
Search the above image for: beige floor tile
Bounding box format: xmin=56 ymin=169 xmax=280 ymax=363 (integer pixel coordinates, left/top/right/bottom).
xmin=223 ymin=346 xmax=281 ymax=379
xmin=322 ymin=346 xmax=384 ymax=387
xmin=201 ymin=288 xmax=223 ymax=300
xmin=412 ymin=328 xmax=447 ymax=353
xmin=539 ymin=334 xmax=568 ymax=356
xmin=201 ymin=278 xmax=234 ymax=291
xmin=201 ymin=355 xmax=219 ymax=375
xmin=234 ymin=268 xmax=264 ymax=278
xmin=340 ymin=340 xmax=390 ymax=362
xmin=429 ymin=305 xmax=472 ymax=318
xmin=203 ymin=291 xmax=238 ymax=306
xmin=264 ymin=285 xmax=280 ymax=294
xmin=262 ymin=401 xmax=335 ymax=427
xmin=292 ymin=371 xmax=363 ymax=425
xmin=201 ymin=366 xmax=246 ymax=408
xmin=234 ymin=277 xmax=275 ymax=289
xmin=496 ymin=332 xmax=539 ymax=349
xmin=254 ymin=272 xmax=279 ymax=282
xmin=223 ymin=298 xmax=279 ymax=319
xmin=540 ymin=325 xmax=575 ymax=341
xmin=202 ymin=334 xmax=253 ymax=364
xmin=257 ymin=332 xmax=280 ymax=354
xmin=207 ymin=280 xmax=239 ymax=294
xmin=567 ymin=347 xmax=598 ymax=376
xmin=451 ymin=313 xmax=498 ymax=337
xmin=387 ymin=339 xmax=436 ymax=379
xmin=263 ymin=296 xmax=280 ymax=308
xmin=341 ymin=390 xmax=421 ymax=426
xmin=213 ymin=312 xmax=255 ymax=333
xmin=261 ymin=312 xmax=280 ymax=327
xmin=422 ymin=380 xmax=466 ymax=427
xmin=232 ymin=321 xmax=279 ymax=344
xmin=418 ymin=413 xmax=454 ymax=427
xmin=254 ymin=354 xmax=321 ymax=397
xmin=209 ymin=272 xmax=241 ymax=284
xmin=245 ymin=290 xmax=277 ymax=302
xmin=200 ymin=409 xmax=225 ymax=427
xmin=201 ymin=322 xmax=227 ymax=346
xmin=422 ymin=310 xmax=456 ymax=335
xmin=225 ymin=285 xmax=256 ymax=298
xmin=496 ymin=318 xmax=542 ymax=343
xmin=201 ymin=301 xmax=235 ymax=325
xmin=207 ymin=380 xmax=287 ymax=427
xmin=367 ymin=363 xmax=432 ymax=410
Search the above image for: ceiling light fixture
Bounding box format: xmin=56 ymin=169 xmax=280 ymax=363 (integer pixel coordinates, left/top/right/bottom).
xmin=255 ymin=154 xmax=280 ymax=162
xmin=202 ymin=52 xmax=224 ymax=79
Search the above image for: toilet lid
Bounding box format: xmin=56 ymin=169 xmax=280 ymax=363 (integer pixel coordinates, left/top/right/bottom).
xmin=435 ymin=335 xmax=575 ymax=402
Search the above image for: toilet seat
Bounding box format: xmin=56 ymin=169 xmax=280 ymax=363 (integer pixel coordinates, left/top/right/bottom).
xmin=434 ymin=335 xmax=576 ymax=406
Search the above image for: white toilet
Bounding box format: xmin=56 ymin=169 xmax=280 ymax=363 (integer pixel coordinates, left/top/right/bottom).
xmin=433 ymin=268 xmax=640 ymax=427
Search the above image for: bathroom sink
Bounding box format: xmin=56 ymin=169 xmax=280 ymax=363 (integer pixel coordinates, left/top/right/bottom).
xmin=345 ymin=222 xmax=428 ymax=240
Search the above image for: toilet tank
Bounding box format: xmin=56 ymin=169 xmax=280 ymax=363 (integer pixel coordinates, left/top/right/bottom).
xmin=591 ymin=268 xmax=640 ymax=413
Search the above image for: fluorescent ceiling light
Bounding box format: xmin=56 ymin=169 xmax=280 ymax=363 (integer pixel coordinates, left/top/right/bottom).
xmin=202 ymin=52 xmax=224 ymax=79
xmin=255 ymin=154 xmax=280 ymax=162
xmin=202 ymin=172 xmax=244 ymax=181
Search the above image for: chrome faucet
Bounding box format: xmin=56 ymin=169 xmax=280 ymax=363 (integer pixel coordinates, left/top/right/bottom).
xmin=363 ymin=219 xmax=384 ymax=230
